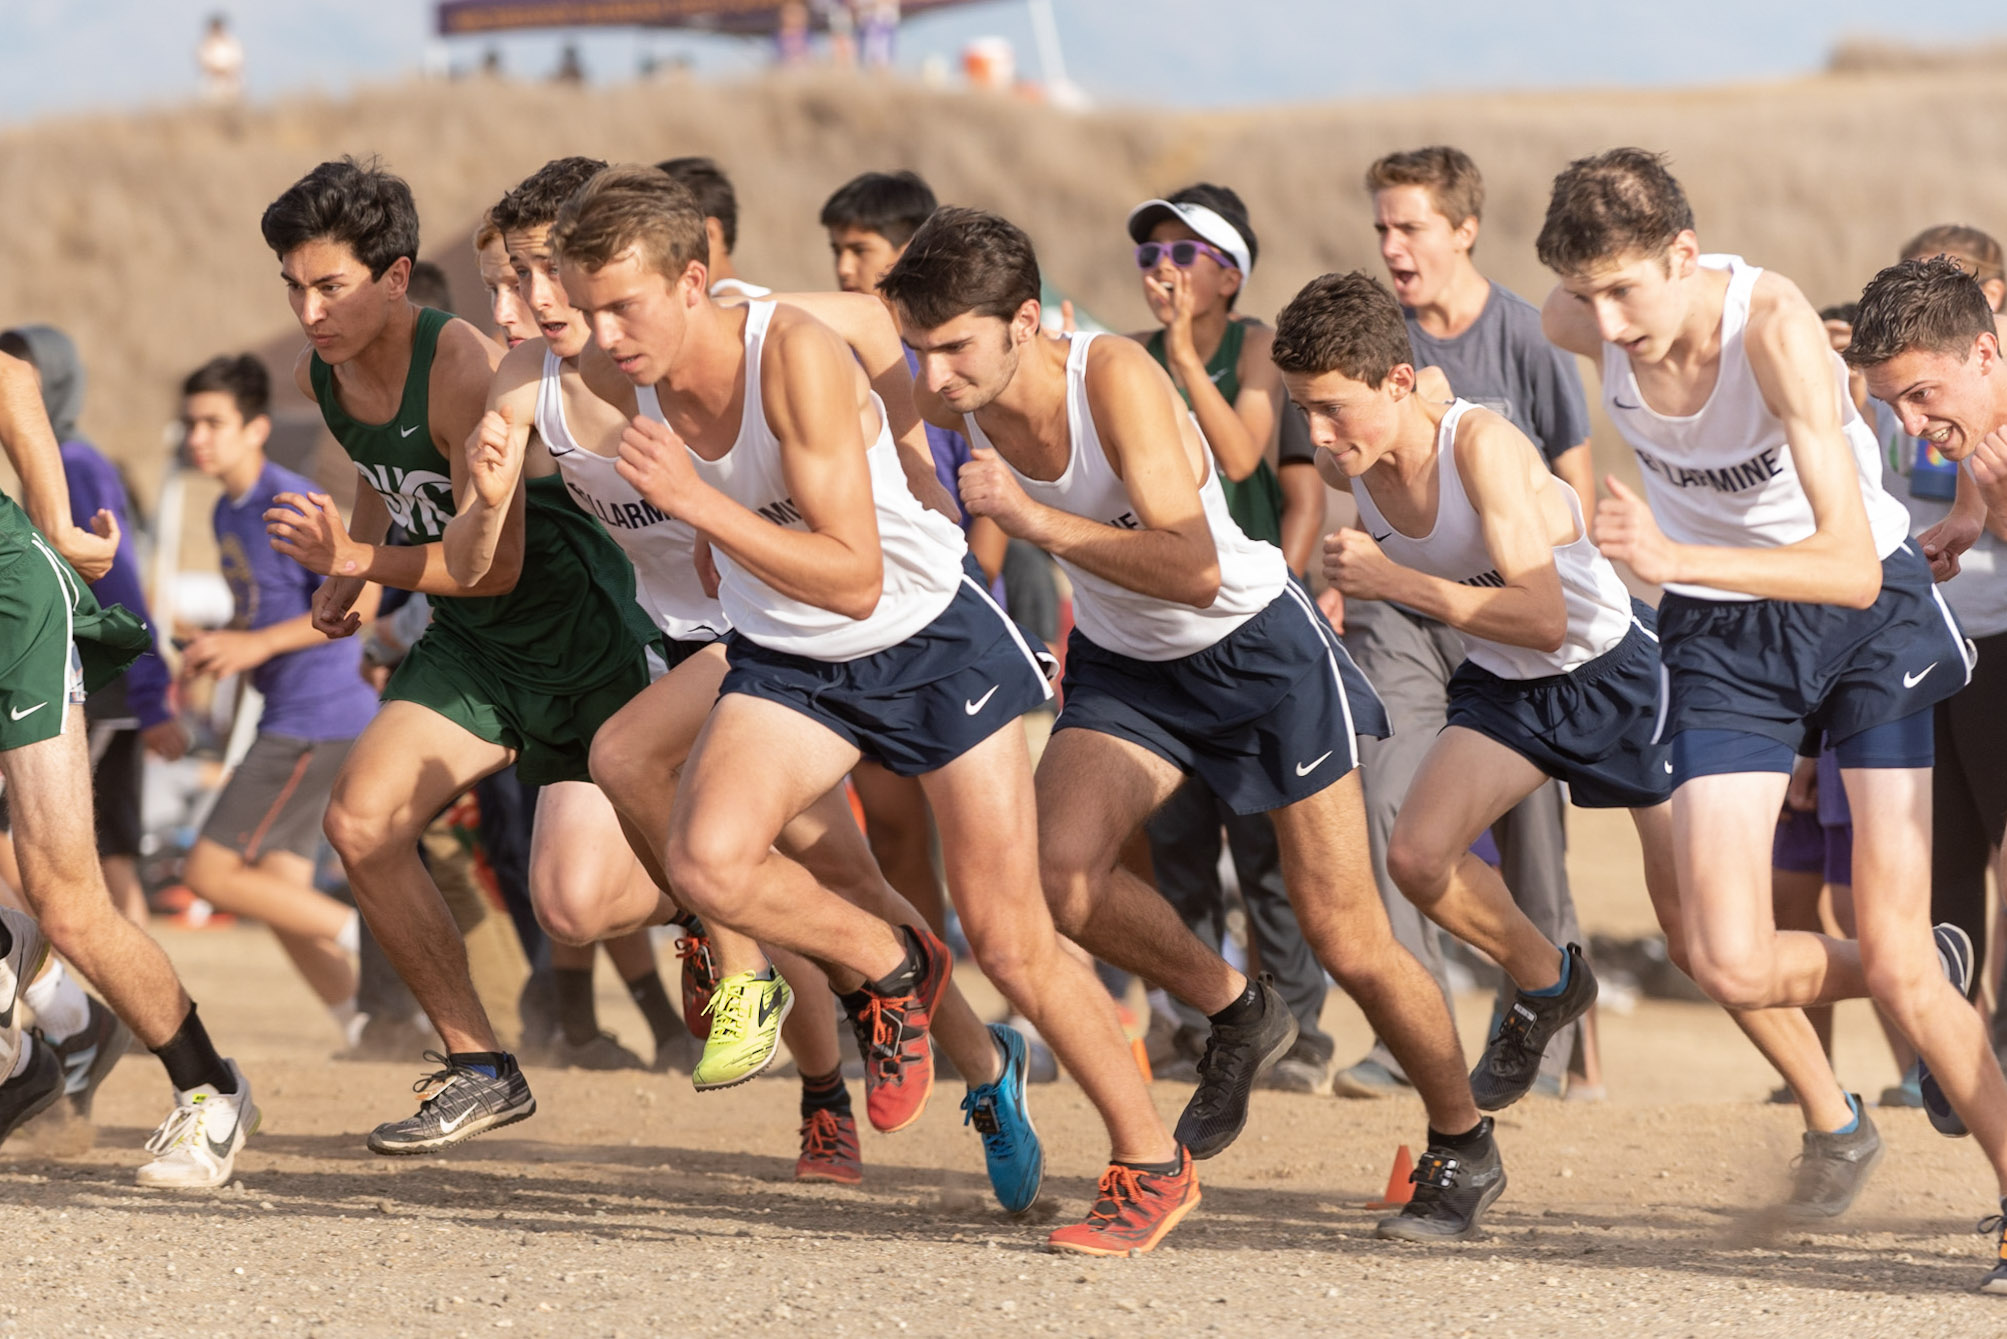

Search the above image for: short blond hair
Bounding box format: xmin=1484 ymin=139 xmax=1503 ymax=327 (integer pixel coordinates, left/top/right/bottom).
xmin=551 ymin=164 xmax=707 ymax=280
xmin=472 ymin=215 xmax=502 ymax=253
xmin=1901 ymin=223 xmax=2004 ymax=282
xmin=1366 ymin=146 xmax=1484 ymax=229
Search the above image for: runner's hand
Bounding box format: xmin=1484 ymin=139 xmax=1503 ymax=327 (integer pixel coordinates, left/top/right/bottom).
xmin=1918 ymin=512 xmax=1978 ymax=582
xmin=617 ymin=414 xmax=701 ymax=516
xmin=268 ymin=491 xmax=367 ymax=577
xmin=958 ymin=447 xmax=1038 ymax=537
xmin=310 ymin=575 xmax=367 ymax=639
xmin=1323 ymin=527 xmax=1400 ymax=601
xmin=1969 ymin=428 xmax=2007 ymax=521
xmin=1783 ymin=755 xmax=1819 ymax=812
xmin=50 ymin=509 xmax=120 ymax=582
xmin=181 ymin=627 xmax=273 ymax=679
xmin=1315 ymin=584 xmax=1345 ymax=633
xmin=1593 ymin=477 xmax=1680 ymax=585
xmin=467 ymin=406 xmax=522 ymax=512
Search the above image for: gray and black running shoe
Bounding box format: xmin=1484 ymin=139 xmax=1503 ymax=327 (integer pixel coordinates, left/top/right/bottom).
xmin=1374 ymin=1119 xmax=1507 ymax=1242
xmin=49 ymin=994 xmax=131 ymax=1119
xmin=0 ymin=1035 xmax=62 ymax=1146
xmin=367 ymin=1051 xmax=535 ymax=1155
xmin=1919 ymin=923 xmax=1974 ymax=1139
xmin=1470 ymin=943 xmax=1597 ymax=1111
xmin=1174 ymin=975 xmax=1298 ymax=1160
xmin=1781 ymin=1097 xmax=1882 ymax=1220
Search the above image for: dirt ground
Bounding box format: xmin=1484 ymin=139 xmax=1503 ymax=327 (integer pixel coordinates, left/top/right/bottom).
xmin=3 ymin=808 xmax=2004 ymax=1338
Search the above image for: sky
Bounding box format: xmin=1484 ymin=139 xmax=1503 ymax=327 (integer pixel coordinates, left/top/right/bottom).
xmin=3 ymin=0 xmax=2006 ymax=123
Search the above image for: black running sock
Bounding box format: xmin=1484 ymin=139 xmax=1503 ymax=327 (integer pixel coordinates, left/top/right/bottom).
xmin=1428 ymin=1117 xmax=1493 ymax=1151
xmin=1115 ymin=1152 xmax=1185 ymax=1176
xmin=869 ymin=928 xmax=923 ymax=996
xmin=624 ymin=969 xmax=681 ymax=1047
xmin=151 ymin=1005 xmax=235 ymax=1095
xmin=838 ymin=989 xmax=871 ymax=1021
xmin=800 ymin=1066 xmax=852 ymax=1118
xmin=1208 ymin=981 xmax=1262 ymax=1029
xmin=553 ymin=967 xmax=600 ymax=1046
xmin=450 ymin=1050 xmax=508 ymax=1079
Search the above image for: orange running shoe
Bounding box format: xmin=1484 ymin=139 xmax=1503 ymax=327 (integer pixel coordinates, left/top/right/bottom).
xmin=846 ymin=925 xmax=951 ymax=1134
xmin=1045 ymin=1148 xmax=1200 ymax=1257
xmin=795 ymin=1108 xmax=863 ymax=1185
xmin=673 ymin=924 xmax=718 ymax=1040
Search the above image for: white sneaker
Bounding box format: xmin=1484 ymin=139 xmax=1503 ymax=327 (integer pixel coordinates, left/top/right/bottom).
xmin=136 ymin=1059 xmax=260 ymax=1188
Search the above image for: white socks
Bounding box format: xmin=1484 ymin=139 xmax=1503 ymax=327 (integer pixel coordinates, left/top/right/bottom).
xmin=337 ymin=910 xmax=361 ymax=956
xmin=23 ymin=959 xmax=89 ymax=1042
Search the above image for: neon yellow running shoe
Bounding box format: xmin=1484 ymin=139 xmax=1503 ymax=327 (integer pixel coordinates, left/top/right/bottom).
xmin=692 ymin=970 xmax=793 ymax=1091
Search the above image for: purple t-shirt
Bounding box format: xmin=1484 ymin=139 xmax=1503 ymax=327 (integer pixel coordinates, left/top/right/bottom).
xmin=60 ymin=440 xmax=171 ymax=728
xmin=213 ymin=460 xmax=379 ymax=740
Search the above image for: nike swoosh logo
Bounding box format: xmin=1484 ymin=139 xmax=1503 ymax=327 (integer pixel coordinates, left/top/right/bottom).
xmin=8 ymin=703 xmax=45 ymax=721
xmin=1295 ymin=750 xmax=1334 ymax=777
xmin=1370 ymin=532 xmax=1392 ymax=543
xmin=1612 ymin=398 xmax=1643 ymax=411
xmin=1904 ymin=663 xmax=1936 ymax=688
xmin=203 ymin=1098 xmax=245 ymax=1160
xmin=432 ymin=1105 xmax=473 ymax=1136
xmin=965 ymin=684 xmax=1000 ymax=715
xmin=400 ymin=424 xmax=421 ymax=438
xmin=1208 ymin=368 xmax=1229 ymax=383
xmin=1664 ymin=761 xmax=1674 ymax=774
xmin=59 ymin=1042 xmax=97 ymax=1089
xmin=757 ymin=993 xmax=781 ymax=1027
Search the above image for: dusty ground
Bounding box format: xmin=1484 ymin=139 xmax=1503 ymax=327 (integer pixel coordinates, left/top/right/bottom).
xmin=3 ymin=809 xmax=2004 ymax=1338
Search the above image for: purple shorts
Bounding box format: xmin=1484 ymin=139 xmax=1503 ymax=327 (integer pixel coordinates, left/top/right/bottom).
xmin=1771 ymin=806 xmax=1853 ymax=886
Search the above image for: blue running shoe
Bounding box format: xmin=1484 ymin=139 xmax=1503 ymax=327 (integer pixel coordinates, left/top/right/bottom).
xmin=962 ymin=1023 xmax=1044 ymax=1214
xmin=1919 ymin=924 xmax=1974 ymax=1139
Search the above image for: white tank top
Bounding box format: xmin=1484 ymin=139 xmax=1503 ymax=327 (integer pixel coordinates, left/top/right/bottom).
xmin=963 ymin=332 xmax=1287 ymax=661
xmin=1601 ymin=254 xmax=1911 ymax=601
xmin=1351 ymin=400 xmax=1637 ymax=679
xmin=638 ymin=301 xmax=965 ymax=661
xmin=537 ymin=349 xmax=727 ymax=644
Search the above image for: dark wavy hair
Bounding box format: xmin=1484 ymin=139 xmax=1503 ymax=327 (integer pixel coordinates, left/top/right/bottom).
xmin=260 ymin=156 xmax=419 ymax=280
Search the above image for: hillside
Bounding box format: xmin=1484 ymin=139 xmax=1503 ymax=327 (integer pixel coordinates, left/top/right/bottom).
xmin=2 ymin=66 xmax=2000 ymax=536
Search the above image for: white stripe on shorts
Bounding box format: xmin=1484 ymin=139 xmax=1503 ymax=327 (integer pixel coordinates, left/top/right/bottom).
xmin=961 ymin=574 xmax=1055 ymax=705
xmin=27 ymin=535 xmax=80 ymax=736
xmin=1278 ymin=581 xmax=1359 ymax=772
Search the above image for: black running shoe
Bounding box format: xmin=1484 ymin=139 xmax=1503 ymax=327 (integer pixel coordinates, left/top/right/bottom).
xmin=1174 ymin=975 xmax=1298 ymax=1160
xmin=0 ymin=1035 xmax=63 ymax=1146
xmin=47 ymin=995 xmax=131 ymax=1119
xmin=1470 ymin=943 xmax=1598 ymax=1111
xmin=1780 ymin=1098 xmax=1882 ymax=1220
xmin=1374 ymin=1119 xmax=1507 ymax=1242
xmin=1979 ymin=1201 xmax=2007 ymax=1295
xmin=1919 ymin=923 xmax=1973 ymax=1139
xmin=367 ymin=1051 xmax=535 ymax=1155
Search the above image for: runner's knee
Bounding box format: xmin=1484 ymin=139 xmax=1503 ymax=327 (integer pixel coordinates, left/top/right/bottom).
xmin=1685 ymin=944 xmax=1776 ymax=1011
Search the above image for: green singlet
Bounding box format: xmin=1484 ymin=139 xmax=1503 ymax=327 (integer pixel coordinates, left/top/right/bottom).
xmin=1145 ymin=318 xmax=1284 ymax=545
xmin=311 ymin=305 xmax=654 ymax=783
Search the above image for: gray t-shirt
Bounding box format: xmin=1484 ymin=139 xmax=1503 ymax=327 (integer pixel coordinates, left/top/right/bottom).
xmin=1406 ymin=283 xmax=1590 ymax=468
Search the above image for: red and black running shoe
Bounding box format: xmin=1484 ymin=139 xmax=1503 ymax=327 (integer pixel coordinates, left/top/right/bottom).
xmin=1045 ymin=1147 xmax=1201 ymax=1257
xmin=795 ymin=1108 xmax=864 ymax=1185
xmin=847 ymin=925 xmax=951 ymax=1134
xmin=674 ymin=923 xmax=718 ymax=1041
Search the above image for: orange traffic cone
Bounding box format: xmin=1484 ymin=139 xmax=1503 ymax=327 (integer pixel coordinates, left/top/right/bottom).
xmin=1131 ymin=1036 xmax=1152 ymax=1082
xmin=1364 ymin=1144 xmax=1415 ymax=1209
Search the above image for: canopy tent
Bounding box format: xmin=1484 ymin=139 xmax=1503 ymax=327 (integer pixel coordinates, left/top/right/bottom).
xmin=435 ymin=0 xmax=983 ymax=36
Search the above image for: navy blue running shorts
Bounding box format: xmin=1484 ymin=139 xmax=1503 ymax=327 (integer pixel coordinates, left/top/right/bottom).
xmin=1655 ymin=542 xmax=1969 ymax=778
xmin=1446 ymin=601 xmax=1670 ymax=809
xmin=1053 ymin=580 xmax=1390 ymax=816
xmin=719 ymin=575 xmax=1050 ymax=777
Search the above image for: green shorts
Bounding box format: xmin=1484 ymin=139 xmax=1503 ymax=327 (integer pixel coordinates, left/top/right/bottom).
xmin=0 ymin=498 xmax=148 ymax=753
xmin=384 ymin=622 xmax=649 ymax=785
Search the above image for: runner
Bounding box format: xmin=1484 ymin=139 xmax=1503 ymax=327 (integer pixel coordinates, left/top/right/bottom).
xmin=1537 ymin=150 xmax=2007 ymax=1293
xmin=0 ymin=343 xmax=258 ymax=1187
xmin=885 ymin=205 xmax=1500 ymax=1243
xmin=1121 ymin=183 xmax=1337 ymax=1092
xmin=178 ymin=352 xmax=377 ymax=1042
xmin=553 ymin=167 xmax=1139 ymax=1249
xmin=466 ymin=156 xmax=1040 ymax=1204
xmin=258 ymin=156 xmax=659 ymax=1152
xmin=1337 ymin=145 xmax=1597 ymax=1102
xmin=1287 ymin=269 xmax=1881 ymax=1220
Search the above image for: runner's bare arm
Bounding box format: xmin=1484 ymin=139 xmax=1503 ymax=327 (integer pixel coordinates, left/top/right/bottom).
xmin=1596 ymin=289 xmax=1881 ymax=606
xmin=751 ymin=292 xmax=959 ymax=520
xmin=1198 ymin=320 xmax=1282 ymax=483
xmin=0 ymin=348 xmax=118 ymax=580
xmin=616 ymin=317 xmax=887 ymax=619
xmin=1328 ymin=413 xmax=1568 ymax=650
xmin=1540 ymin=286 xmax=1604 ymax=360
xmin=1277 ymin=460 xmax=1325 ymax=577
xmin=961 ymin=338 xmax=1222 ymax=607
xmin=445 ymin=339 xmax=541 ymax=585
